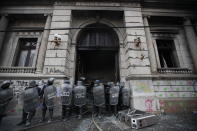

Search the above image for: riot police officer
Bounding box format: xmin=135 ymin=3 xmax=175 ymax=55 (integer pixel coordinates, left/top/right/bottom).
xmin=0 ymin=81 xmax=13 ymax=124
xmin=61 ymin=79 xmax=73 ymax=120
xmin=40 ymin=78 xmax=57 ymax=123
xmin=120 ymin=82 xmax=130 ymax=109
xmin=93 ymin=80 xmax=105 ymax=118
xmin=38 ymin=80 xmax=45 ymax=90
xmin=105 ymin=82 xmax=111 ymax=112
xmin=109 ymin=82 xmax=120 ymax=114
xmin=21 ymin=80 xmax=40 ymax=126
xmin=73 ymin=81 xmax=86 ymax=119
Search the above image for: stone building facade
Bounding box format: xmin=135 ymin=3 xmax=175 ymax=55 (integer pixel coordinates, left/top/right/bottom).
xmin=0 ymin=0 xmax=197 ymax=114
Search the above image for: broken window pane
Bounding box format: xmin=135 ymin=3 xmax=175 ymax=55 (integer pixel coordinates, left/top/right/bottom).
xmin=15 ymin=38 xmax=37 ymax=67
xmin=156 ymin=39 xmax=179 ymax=68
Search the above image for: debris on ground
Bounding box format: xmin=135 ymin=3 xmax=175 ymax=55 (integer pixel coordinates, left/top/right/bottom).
xmin=117 ymin=109 xmax=158 ymax=129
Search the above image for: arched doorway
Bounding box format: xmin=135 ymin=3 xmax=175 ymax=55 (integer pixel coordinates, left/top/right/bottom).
xmin=75 ymin=23 xmax=120 ymax=83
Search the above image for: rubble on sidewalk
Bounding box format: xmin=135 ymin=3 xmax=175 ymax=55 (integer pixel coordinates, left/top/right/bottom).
xmin=117 ymin=109 xmax=159 ymax=129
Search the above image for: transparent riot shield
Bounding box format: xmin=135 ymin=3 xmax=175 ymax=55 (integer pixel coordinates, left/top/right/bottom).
xmin=61 ymin=83 xmax=73 ymax=106
xmin=73 ymin=85 xmax=86 ymax=107
xmin=44 ymin=85 xmax=57 ymax=108
xmin=122 ymin=87 xmax=130 ymax=106
xmin=109 ymin=85 xmax=120 ymax=105
xmin=93 ymin=85 xmax=105 ymax=107
xmin=23 ymin=88 xmax=39 ymax=113
xmin=0 ymin=88 xmax=14 ymax=114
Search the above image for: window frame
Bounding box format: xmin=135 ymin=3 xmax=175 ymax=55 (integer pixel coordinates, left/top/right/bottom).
xmin=14 ymin=38 xmax=38 ymax=67
xmin=11 ymin=32 xmax=42 ymax=67
xmin=152 ymin=33 xmax=180 ymax=69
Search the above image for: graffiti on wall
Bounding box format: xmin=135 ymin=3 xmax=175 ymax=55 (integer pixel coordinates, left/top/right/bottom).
xmin=145 ymin=99 xmax=153 ymax=112
xmin=45 ymin=67 xmax=64 ymax=74
xmin=7 ymin=79 xmax=63 ymax=114
xmin=159 ymin=100 xmax=197 ymax=113
xmin=134 ymin=82 xmax=153 ymax=93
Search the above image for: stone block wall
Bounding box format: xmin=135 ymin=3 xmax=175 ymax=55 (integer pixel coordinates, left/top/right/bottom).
xmin=43 ymin=8 xmax=72 ymax=77
xmin=124 ymin=9 xmax=151 ymax=76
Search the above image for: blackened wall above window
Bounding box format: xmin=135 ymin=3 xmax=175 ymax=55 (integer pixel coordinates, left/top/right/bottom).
xmin=77 ymin=23 xmax=119 ymax=49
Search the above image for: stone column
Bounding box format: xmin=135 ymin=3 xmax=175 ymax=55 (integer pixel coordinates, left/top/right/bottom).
xmin=36 ymin=14 xmax=52 ymax=73
xmin=0 ymin=14 xmax=9 ymax=52
xmin=143 ymin=16 xmax=158 ymax=73
xmin=184 ymin=18 xmax=197 ymax=72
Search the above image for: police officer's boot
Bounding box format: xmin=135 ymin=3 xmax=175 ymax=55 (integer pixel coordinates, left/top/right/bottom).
xmin=98 ymin=107 xmax=102 ymax=119
xmin=17 ymin=110 xmax=27 ymax=126
xmin=48 ymin=109 xmax=53 ymax=123
xmin=66 ymin=107 xmax=70 ymax=118
xmin=78 ymin=107 xmax=82 ymax=119
xmin=40 ymin=109 xmax=46 ymax=122
xmin=25 ymin=113 xmax=32 ymax=127
xmin=114 ymin=105 xmax=118 ymax=116
xmin=62 ymin=106 xmax=66 ymax=120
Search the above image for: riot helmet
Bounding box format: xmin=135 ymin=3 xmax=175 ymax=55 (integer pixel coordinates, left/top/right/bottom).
xmin=94 ymin=80 xmax=100 ymax=86
xmin=47 ymin=78 xmax=55 ymax=85
xmin=64 ymin=79 xmax=70 ymax=84
xmin=116 ymin=82 xmax=120 ymax=86
xmin=120 ymin=82 xmax=125 ymax=87
xmin=79 ymin=77 xmax=86 ymax=81
xmin=29 ymin=80 xmax=37 ymax=87
xmin=95 ymin=80 xmax=100 ymax=84
xmin=0 ymin=80 xmax=11 ymax=89
xmin=38 ymin=80 xmax=44 ymax=86
xmin=108 ymin=82 xmax=114 ymax=87
xmin=77 ymin=81 xmax=83 ymax=86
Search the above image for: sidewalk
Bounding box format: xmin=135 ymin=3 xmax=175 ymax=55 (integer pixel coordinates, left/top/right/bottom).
xmin=1 ymin=113 xmax=197 ymax=131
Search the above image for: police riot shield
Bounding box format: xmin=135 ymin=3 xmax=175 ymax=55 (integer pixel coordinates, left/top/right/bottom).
xmin=61 ymin=83 xmax=73 ymax=106
xmin=122 ymin=87 xmax=130 ymax=106
xmin=0 ymin=88 xmax=13 ymax=114
xmin=44 ymin=85 xmax=57 ymax=108
xmin=73 ymin=82 xmax=86 ymax=107
xmin=93 ymin=84 xmax=105 ymax=107
xmin=23 ymin=88 xmax=39 ymax=113
xmin=109 ymin=85 xmax=120 ymax=105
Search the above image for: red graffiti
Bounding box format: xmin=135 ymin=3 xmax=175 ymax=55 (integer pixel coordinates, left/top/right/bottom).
xmin=187 ymin=81 xmax=193 ymax=85
xmin=190 ymin=101 xmax=197 ymax=105
xmin=8 ymin=109 xmax=15 ymax=113
xmin=145 ymin=99 xmax=153 ymax=112
xmin=159 ymin=100 xmax=165 ymax=107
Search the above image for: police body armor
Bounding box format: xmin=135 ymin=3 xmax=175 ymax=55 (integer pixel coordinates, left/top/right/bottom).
xmin=23 ymin=88 xmax=39 ymax=113
xmin=61 ymin=81 xmax=73 ymax=106
xmin=73 ymin=81 xmax=86 ymax=107
xmin=0 ymin=81 xmax=13 ymax=115
xmin=109 ymin=84 xmax=120 ymax=105
xmin=93 ymin=83 xmax=105 ymax=107
xmin=44 ymin=85 xmax=57 ymax=108
xmin=0 ymin=88 xmax=13 ymax=106
xmin=0 ymin=88 xmax=13 ymax=115
xmin=121 ymin=86 xmax=130 ymax=106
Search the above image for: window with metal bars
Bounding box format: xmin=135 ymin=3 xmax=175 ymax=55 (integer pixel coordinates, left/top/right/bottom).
xmin=14 ymin=38 xmax=37 ymax=67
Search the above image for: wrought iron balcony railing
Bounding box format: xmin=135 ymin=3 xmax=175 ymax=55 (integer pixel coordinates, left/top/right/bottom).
xmin=157 ymin=68 xmax=192 ymax=74
xmin=0 ymin=67 xmax=36 ymax=73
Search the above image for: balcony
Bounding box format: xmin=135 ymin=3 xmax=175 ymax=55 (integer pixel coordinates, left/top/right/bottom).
xmin=157 ymin=68 xmax=192 ymax=74
xmin=0 ymin=67 xmax=36 ymax=74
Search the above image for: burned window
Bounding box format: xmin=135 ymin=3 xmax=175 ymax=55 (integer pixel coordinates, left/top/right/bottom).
xmin=77 ymin=23 xmax=119 ymax=48
xmin=156 ymin=39 xmax=179 ymax=68
xmin=14 ymin=38 xmax=37 ymax=67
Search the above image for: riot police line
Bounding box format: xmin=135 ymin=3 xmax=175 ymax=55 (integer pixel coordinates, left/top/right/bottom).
xmin=0 ymin=78 xmax=131 ymax=127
